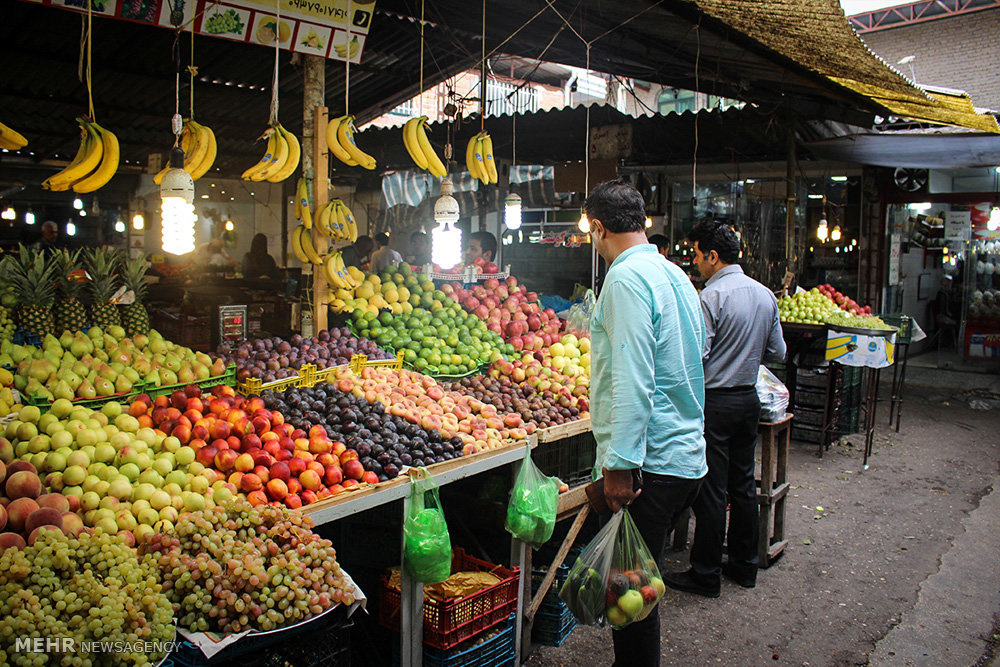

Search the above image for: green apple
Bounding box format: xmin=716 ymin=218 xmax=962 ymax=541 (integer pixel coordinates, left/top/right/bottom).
xmin=102 ymin=402 xmax=123 ymax=419
xmin=108 ymin=478 xmax=133 ymax=500
xmin=132 ymin=483 xmax=156 ymax=502
xmin=133 ymin=524 xmax=154 ymax=543
xmin=137 ymin=428 xmax=158 ymax=447
xmin=158 ymin=506 xmax=179 ymax=523
xmin=119 ymin=462 xmax=141 ymax=482
xmin=30 ymin=452 xmax=47 ymax=471
xmin=617 ymin=590 xmax=644 ymax=619
xmin=164 ymin=470 xmax=186 ymax=488
xmin=37 ymin=414 xmax=59 ymax=434
xmin=149 ymin=490 xmax=171 ymax=511
xmin=28 ymin=435 xmax=50 ymax=454
xmin=94 ymin=443 xmax=115 ymax=463
xmin=160 ymin=435 xmax=180 ymax=453
xmin=650 ymin=577 xmax=666 ymax=597
xmin=63 ymin=465 xmax=87 ymax=487
xmin=136 ymin=507 xmax=160 ymax=526
xmin=98 ymin=466 xmax=118 ymax=482
xmin=188 ymin=475 xmax=209 ymax=494
xmin=93 ymin=480 xmax=110 ymax=497
xmin=66 ymin=450 xmax=90 ymax=468
xmin=152 ymin=458 xmax=174 ymax=477
xmin=182 ymin=491 xmax=206 ymax=512
xmin=138 ymin=469 xmax=164 ymax=487
xmin=43 ymin=452 xmax=66 ymax=472
xmin=109 ymin=432 xmax=132 ymax=450
xmin=131 ymin=499 xmax=151 ymax=515
xmin=606 ymin=605 xmax=628 ymax=626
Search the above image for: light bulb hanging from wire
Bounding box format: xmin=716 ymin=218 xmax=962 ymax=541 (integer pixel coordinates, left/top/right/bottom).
xmin=432 ymin=177 xmax=462 ymax=269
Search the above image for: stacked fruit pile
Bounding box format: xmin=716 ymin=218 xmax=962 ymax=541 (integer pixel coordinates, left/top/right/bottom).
xmin=1 ymin=245 xmax=152 ymax=340
xmin=2 ymin=327 xmax=224 ymax=403
xmin=0 ymin=530 xmax=176 ymax=666
xmin=141 ymin=501 xmax=358 ymax=634
xmin=444 ymin=276 xmax=563 ymax=348
xmin=2 ymin=400 xmax=235 ymax=545
xmin=815 ymin=283 xmax=872 ymax=316
xmin=489 ymin=334 xmax=590 ymax=415
xmin=133 ymin=384 xmax=369 ymax=508
xmin=345 ymin=265 xmax=510 ymax=376
xmin=445 ymin=373 xmax=584 ymax=431
xmin=216 ymin=329 xmax=390 ymax=384
xmin=777 ymin=289 xmax=842 ymax=325
xmin=264 ymin=382 xmax=465 ymax=482
xmin=0 ymin=459 xmax=87 ymax=550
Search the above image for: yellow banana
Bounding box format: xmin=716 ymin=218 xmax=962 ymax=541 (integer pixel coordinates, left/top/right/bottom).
xmin=340 ymin=200 xmax=359 ymax=243
xmin=322 ymin=252 xmax=342 ymax=287
xmin=294 ymin=177 xmax=303 ymax=220
xmin=299 ymin=227 xmax=324 ymax=264
xmin=72 ymin=123 xmax=119 ymax=193
xmin=299 ymin=179 xmax=313 ymax=229
xmin=268 ymin=124 xmax=300 ymax=182
xmin=242 ymin=129 xmax=278 ymax=180
xmin=326 ymin=115 xmax=358 ymax=166
xmin=44 ymin=122 xmax=102 ymax=191
xmin=188 ymin=121 xmax=217 ymax=180
xmin=0 ymin=122 xmax=28 ymax=149
xmin=254 ymin=127 xmax=288 ymax=181
xmin=404 ymin=117 xmax=429 ymax=170
xmin=315 ymin=202 xmax=333 ymax=238
xmin=466 ymin=132 xmax=483 ymax=182
xmin=473 ymin=134 xmax=488 ymax=185
xmin=481 ymin=133 xmax=498 ymax=184
xmin=335 ymin=251 xmax=357 ymax=288
xmin=331 ymin=200 xmax=348 ymax=240
xmin=290 ymin=225 xmax=310 ymax=264
xmin=336 ymin=116 xmax=376 ymax=170
xmin=182 ymin=123 xmax=209 ymax=174
xmin=415 ymin=117 xmax=446 ymax=178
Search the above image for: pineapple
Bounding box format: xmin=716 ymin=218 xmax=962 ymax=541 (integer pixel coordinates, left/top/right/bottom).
xmin=53 ymin=249 xmax=89 ymax=334
xmin=1 ymin=245 xmax=59 ymax=338
xmin=121 ymin=254 xmax=150 ymax=336
xmin=84 ymin=247 xmax=123 ymax=330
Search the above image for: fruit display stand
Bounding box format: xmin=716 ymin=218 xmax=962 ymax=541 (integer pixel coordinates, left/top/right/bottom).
xmin=421 ymin=265 xmax=512 ymax=284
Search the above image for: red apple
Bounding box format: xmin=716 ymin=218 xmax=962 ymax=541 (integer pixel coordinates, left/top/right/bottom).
xmin=195 ymin=445 xmax=218 ymax=468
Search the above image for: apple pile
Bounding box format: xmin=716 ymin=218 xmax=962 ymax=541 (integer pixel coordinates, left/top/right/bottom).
xmin=430 ymin=256 xmax=502 ymax=275
xmin=444 ymin=374 xmax=583 ymax=430
xmin=328 ymin=365 xmax=531 ymax=453
xmin=1 ymin=400 xmax=232 ymax=546
xmin=489 ymin=334 xmax=591 ymax=416
xmin=816 ymin=283 xmax=872 ymax=315
xmin=444 ymin=275 xmax=564 ymax=350
xmin=0 ymin=459 xmax=87 ymax=551
xmin=263 ymin=383 xmax=463 ymax=481
xmin=133 ymin=384 xmax=371 ymax=508
xmin=216 ymin=328 xmax=391 ymax=384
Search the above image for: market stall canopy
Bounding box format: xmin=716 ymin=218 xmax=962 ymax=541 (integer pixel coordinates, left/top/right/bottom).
xmin=804 ymin=127 xmax=1000 ymax=169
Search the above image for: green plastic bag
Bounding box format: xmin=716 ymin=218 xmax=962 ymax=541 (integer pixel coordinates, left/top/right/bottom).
xmin=403 ymin=469 xmax=452 ymax=584
xmin=504 ymin=450 xmax=559 ymax=549
xmin=559 ymin=509 xmax=664 ymax=629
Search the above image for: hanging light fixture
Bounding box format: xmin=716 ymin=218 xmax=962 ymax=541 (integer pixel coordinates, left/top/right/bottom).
xmin=578 ymin=213 xmax=590 ymax=233
xmin=816 ymin=218 xmax=828 ymax=242
xmin=132 ymin=213 xmax=144 ymax=230
xmin=1 ymin=207 xmax=14 ymax=221
xmin=25 ymin=212 xmax=35 ymax=225
xmin=504 ymin=192 xmax=522 ymax=231
xmin=432 ymin=177 xmax=462 ymax=269
xmin=831 ymin=225 xmax=842 ymax=242
xmin=114 ymin=220 xmax=125 ymax=233
xmin=645 ymin=216 xmax=653 ymax=229
xmin=72 ymin=198 xmax=83 ymax=210
xmin=66 ymin=222 xmax=77 ymax=236
xmin=224 ymin=219 xmax=234 ymax=232
xmin=989 ymin=205 xmax=1000 ymax=232
xmin=161 ymin=146 xmax=196 ymax=256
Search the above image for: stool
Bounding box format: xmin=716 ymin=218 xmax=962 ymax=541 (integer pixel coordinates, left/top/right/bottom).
xmin=757 ymin=413 xmax=792 ymax=567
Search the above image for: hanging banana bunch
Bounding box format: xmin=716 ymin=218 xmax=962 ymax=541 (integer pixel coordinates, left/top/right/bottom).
xmin=312 ymin=199 xmax=359 ymax=244
xmin=290 ymin=224 xmax=324 ymax=265
xmin=242 ymin=124 xmax=300 ymax=182
xmin=0 ymin=121 xmax=28 ymax=151
xmin=402 ymin=116 xmax=447 ymax=178
xmin=295 ymin=177 xmax=313 ymax=229
xmin=153 ymin=119 xmax=217 ymax=185
xmin=466 ymin=132 xmax=498 ymax=185
xmin=41 ymin=118 xmax=120 ymax=193
xmin=326 ymin=115 xmax=376 ymax=170
xmin=323 ymin=250 xmax=361 ymax=291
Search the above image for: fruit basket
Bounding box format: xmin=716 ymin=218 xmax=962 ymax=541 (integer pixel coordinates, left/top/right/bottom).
xmin=380 ymin=547 xmax=520 ymax=650
xmin=25 ymin=387 xmax=148 ymax=410
xmin=143 ymin=364 xmax=237 ymax=400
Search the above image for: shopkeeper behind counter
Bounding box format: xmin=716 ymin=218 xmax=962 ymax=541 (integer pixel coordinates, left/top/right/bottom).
xmin=241 ymin=233 xmax=281 ymax=279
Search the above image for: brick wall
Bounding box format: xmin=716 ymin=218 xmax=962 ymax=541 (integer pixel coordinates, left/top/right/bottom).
xmin=858 ymin=9 xmax=1000 ymax=111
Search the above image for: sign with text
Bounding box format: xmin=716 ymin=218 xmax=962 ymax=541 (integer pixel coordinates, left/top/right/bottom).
xmin=20 ymin=0 xmax=373 ymax=62
xmin=589 ymin=124 xmax=633 ymax=161
xmin=944 ymin=211 xmax=971 ymax=241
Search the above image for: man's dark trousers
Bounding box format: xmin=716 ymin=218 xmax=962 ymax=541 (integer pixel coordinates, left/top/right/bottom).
xmin=610 ymin=472 xmax=702 ymax=667
xmin=690 ymin=387 xmax=761 ymax=584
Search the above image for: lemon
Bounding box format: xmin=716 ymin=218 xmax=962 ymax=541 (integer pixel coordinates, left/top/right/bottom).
xmin=384 ymin=288 xmax=399 ymax=304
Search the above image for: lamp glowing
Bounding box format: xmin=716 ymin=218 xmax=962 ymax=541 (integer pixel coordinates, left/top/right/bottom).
xmin=72 ymin=198 xmax=83 ymax=210
xmin=1 ymin=207 xmax=14 ymax=221
xmin=816 ymin=218 xmax=829 ymax=242
xmin=831 ymin=225 xmax=842 ymax=242
xmin=132 ymin=214 xmax=144 ymax=230
xmin=224 ymin=219 xmax=234 ymax=232
xmin=25 ymin=212 xmax=35 ymax=225
xmin=432 ymin=177 xmax=462 ymax=269
xmin=504 ymin=192 xmax=522 ymax=231
xmin=989 ymin=206 xmax=1000 ymax=232
xmin=645 ymin=216 xmax=653 ymax=229
xmin=160 ymin=147 xmax=196 ymax=256
xmin=114 ymin=220 xmax=125 ymax=233
xmin=66 ymin=222 xmax=77 ymax=236
xmin=578 ymin=213 xmax=590 ymax=233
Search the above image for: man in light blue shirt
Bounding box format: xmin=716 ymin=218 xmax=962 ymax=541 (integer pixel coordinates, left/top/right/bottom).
xmin=586 ymin=179 xmax=707 ymax=667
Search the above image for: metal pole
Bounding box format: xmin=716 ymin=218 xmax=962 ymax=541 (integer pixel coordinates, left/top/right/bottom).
xmin=302 ymin=54 xmax=328 ymax=332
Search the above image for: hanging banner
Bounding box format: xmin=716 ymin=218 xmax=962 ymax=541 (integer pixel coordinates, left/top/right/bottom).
xmin=19 ymin=0 xmax=373 ymax=62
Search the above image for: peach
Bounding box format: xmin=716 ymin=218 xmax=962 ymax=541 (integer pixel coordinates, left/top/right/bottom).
xmin=25 ymin=507 xmax=63 ymax=534
xmin=7 ymin=461 xmax=37 ymax=476
xmin=196 ymin=445 xmax=218 ymax=468
xmin=240 ymin=473 xmax=263 ymax=493
xmin=36 ymin=494 xmax=70 ymax=514
xmin=228 ymin=472 xmax=243 ymax=488
xmin=27 ymin=524 xmax=62 ymax=546
xmin=284 ymin=494 xmax=302 ymax=510
xmin=323 ymin=466 xmax=343 ymax=486
xmin=299 ymin=469 xmax=322 ymax=492
xmin=0 ymin=504 xmax=5 ymax=531
xmin=270 ymin=461 xmax=291 ymax=482
xmin=342 ymin=459 xmax=364 ymax=481
xmin=0 ymin=531 xmax=27 ymax=550
xmin=234 ymin=453 xmax=255 ymax=473
xmin=252 ymin=465 xmax=270 ymax=484
xmin=286 ymin=478 xmax=302 ymax=495
xmin=61 ymin=512 xmax=85 ymax=537
xmin=246 ymin=490 xmax=268 ymax=506
xmin=6 ymin=471 xmax=42 ymax=500
xmin=300 ymin=490 xmax=317 ymax=506
xmin=342 ymin=479 xmax=359 ymax=490
xmin=361 ymin=471 xmax=378 ymax=485
xmin=265 ymin=479 xmax=288 ymax=501
xmin=288 ymin=457 xmax=307 ymax=476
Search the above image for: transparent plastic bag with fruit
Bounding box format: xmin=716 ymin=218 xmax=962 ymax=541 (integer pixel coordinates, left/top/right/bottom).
xmin=566 ymin=289 xmax=596 ymax=335
xmin=403 ymin=469 xmax=453 ymax=583
xmin=504 ymin=450 xmax=559 ymax=548
xmin=559 ymin=509 xmax=665 ymax=628
xmin=756 ymin=365 xmax=789 ymax=422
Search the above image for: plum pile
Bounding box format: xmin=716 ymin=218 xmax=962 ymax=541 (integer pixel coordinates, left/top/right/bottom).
xmin=261 ymin=384 xmax=465 ymax=481
xmin=445 ymin=375 xmax=582 ymax=429
xmin=217 ymin=328 xmax=391 ymax=383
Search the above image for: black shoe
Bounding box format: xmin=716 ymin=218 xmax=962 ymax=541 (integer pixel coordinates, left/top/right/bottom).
xmin=721 ymin=562 xmax=756 ymax=588
xmin=663 ymin=569 xmax=720 ymax=598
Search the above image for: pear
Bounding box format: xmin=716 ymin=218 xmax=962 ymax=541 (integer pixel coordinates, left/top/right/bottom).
xmin=210 ymin=359 xmax=227 ymax=376
xmin=0 ymin=353 xmax=12 ymax=367
xmin=25 ymin=377 xmax=45 ymax=396
xmin=165 ymin=354 xmax=182 ymax=372
xmin=106 ymin=325 xmax=125 ymax=340
xmin=110 ymin=362 xmax=126 ymax=375
xmin=194 ymin=364 xmax=211 ymax=381
xmin=149 ymin=338 xmax=167 ymax=355
xmin=59 ymin=331 xmax=75 ymax=350
xmin=77 ymin=379 xmax=97 ymax=400
xmin=123 ymin=367 xmax=140 ymax=384
xmin=53 ymin=379 xmax=75 ymax=401
xmin=62 ymin=371 xmax=82 ymax=391
xmin=70 ymin=362 xmax=88 ymax=378
xmin=10 ymin=346 xmax=29 ymax=364
xmin=152 ymin=354 xmax=166 ymax=366
xmin=94 ymin=376 xmax=115 ymax=397
xmin=133 ymin=358 xmax=152 ymax=375
xmin=0 ymin=339 xmax=9 ymax=354
xmin=160 ymin=369 xmax=178 ymax=386
xmin=177 ymin=365 xmax=195 ymax=384
xmin=43 ymin=350 xmax=62 ymax=366
xmin=195 ymin=352 xmax=212 ymax=367
xmin=132 ymin=333 xmax=149 ymax=349
xmin=88 ymin=326 xmax=103 ymax=340
xmin=145 ymin=369 xmax=161 ymax=387
xmin=94 ymin=349 xmax=109 ymax=363
xmin=28 ymin=359 xmax=51 ymax=382
xmin=71 ymin=335 xmax=93 ymax=358
xmin=114 ymin=375 xmax=133 ymax=394
xmin=14 ymin=374 xmax=27 ymax=391
xmin=43 ymin=333 xmax=62 ymax=352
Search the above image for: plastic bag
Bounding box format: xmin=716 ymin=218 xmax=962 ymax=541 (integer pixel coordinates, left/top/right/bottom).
xmin=566 ymin=289 xmax=596 ymax=334
xmin=403 ymin=469 xmax=452 ymax=584
xmin=756 ymin=365 xmax=789 ymax=422
xmin=558 ymin=509 xmax=664 ymax=629
xmin=504 ymin=450 xmax=559 ymax=548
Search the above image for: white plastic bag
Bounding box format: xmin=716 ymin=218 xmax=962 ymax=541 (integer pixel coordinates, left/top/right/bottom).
xmin=566 ymin=290 xmax=596 ymax=334
xmin=757 ymin=365 xmax=788 ymax=422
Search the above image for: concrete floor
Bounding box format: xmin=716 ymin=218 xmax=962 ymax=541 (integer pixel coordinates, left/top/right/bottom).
xmin=524 ymin=379 xmax=1000 ymax=666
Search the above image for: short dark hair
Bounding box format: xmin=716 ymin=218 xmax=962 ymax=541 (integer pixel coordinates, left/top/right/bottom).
xmin=583 ymin=179 xmax=646 ymax=233
xmin=375 ymin=233 xmax=390 ymax=247
xmin=687 ymin=221 xmax=740 ymax=264
xmin=469 ymin=231 xmax=497 ymax=262
xmin=647 ymin=234 xmax=669 ymax=252
xmin=355 ymin=235 xmax=375 ymax=257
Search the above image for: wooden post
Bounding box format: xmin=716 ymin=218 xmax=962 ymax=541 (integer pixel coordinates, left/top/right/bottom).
xmin=302 ymin=54 xmax=328 ymax=332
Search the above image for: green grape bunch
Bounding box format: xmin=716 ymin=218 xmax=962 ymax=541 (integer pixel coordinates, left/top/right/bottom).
xmin=0 ymin=530 xmax=175 ymax=667
xmin=140 ymin=500 xmax=357 ymax=635
xmin=825 ymin=311 xmax=892 ymax=331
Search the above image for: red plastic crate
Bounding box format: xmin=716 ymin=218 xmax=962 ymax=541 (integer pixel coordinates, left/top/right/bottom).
xmin=379 ymin=547 xmax=520 ymax=650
